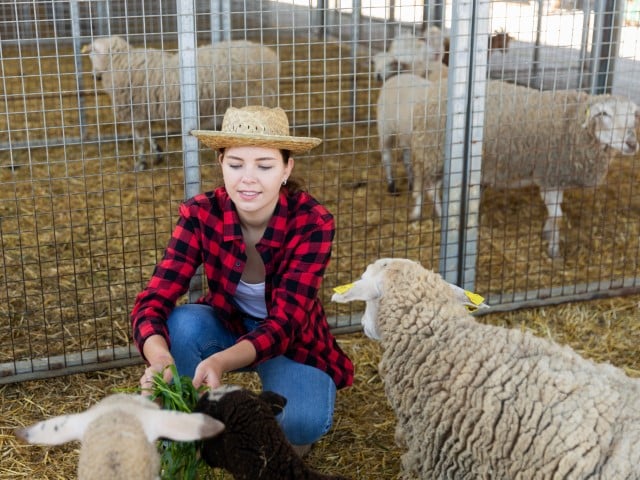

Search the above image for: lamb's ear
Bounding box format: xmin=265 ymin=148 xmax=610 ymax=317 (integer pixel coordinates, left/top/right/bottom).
xmin=14 ymin=410 xmax=95 ymax=445
xmin=259 ymin=391 xmax=287 ymax=415
xmin=141 ymin=410 xmax=225 ymax=442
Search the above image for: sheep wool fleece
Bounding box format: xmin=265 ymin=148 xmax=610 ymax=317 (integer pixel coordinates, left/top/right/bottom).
xmin=78 ymin=413 xmax=160 ymax=480
xmin=374 ymin=260 xmax=640 ymax=479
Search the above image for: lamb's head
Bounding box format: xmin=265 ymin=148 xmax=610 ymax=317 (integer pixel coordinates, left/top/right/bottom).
xmin=582 ymin=96 xmax=639 ymax=155
xmin=15 ymin=393 xmax=225 ymax=479
xmin=82 ymin=35 xmax=131 ymax=75
xmin=331 ymin=258 xmax=487 ymax=340
xmin=194 ymin=385 xmax=287 ymax=469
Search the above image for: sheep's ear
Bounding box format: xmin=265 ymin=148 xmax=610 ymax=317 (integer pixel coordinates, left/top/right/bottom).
xmin=15 ymin=410 xmax=95 ymax=445
xmin=141 ymin=410 xmax=225 ymax=442
xmin=331 ymin=276 xmax=381 ymax=303
xmin=259 ymin=391 xmax=287 ymax=415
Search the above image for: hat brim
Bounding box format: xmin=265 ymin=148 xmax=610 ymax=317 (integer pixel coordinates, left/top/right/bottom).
xmin=191 ymin=130 xmax=322 ymax=154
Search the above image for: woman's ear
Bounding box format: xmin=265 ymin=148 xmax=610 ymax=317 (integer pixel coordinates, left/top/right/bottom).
xmin=286 ymin=157 xmax=295 ymax=178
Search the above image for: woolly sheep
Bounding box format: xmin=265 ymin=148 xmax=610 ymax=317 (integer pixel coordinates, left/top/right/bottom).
xmin=83 ymin=36 xmax=280 ymax=171
xmin=14 ymin=393 xmax=225 ymax=480
xmin=410 ymin=80 xmax=640 ymax=257
xmin=195 ymin=385 xmax=348 ymax=480
xmin=332 ymin=258 xmax=640 ymax=479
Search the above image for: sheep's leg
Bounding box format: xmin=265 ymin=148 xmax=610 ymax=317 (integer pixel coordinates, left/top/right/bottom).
xmin=132 ymin=131 xmax=163 ymax=172
xmin=541 ymin=188 xmax=564 ymax=258
xmin=401 ymin=147 xmax=413 ymax=191
xmin=381 ymin=147 xmax=398 ymax=194
xmin=409 ymin=155 xmax=424 ymax=221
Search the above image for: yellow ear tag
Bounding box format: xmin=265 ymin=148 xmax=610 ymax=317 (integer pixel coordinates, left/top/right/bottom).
xmin=333 ymin=283 xmax=355 ymax=295
xmin=464 ymin=290 xmax=486 ymax=310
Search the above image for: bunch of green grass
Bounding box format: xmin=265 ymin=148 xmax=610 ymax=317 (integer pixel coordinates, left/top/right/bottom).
xmin=149 ymin=365 xmax=223 ymax=480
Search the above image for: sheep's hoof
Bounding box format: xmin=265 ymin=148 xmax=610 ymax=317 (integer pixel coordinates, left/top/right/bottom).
xmin=387 ymin=182 xmax=400 ymax=196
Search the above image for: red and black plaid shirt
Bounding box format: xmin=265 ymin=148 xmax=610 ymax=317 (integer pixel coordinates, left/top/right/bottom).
xmin=131 ymin=187 xmax=354 ymax=389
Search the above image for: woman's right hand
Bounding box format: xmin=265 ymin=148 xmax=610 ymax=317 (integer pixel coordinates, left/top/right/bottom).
xmin=140 ymin=335 xmax=175 ymax=395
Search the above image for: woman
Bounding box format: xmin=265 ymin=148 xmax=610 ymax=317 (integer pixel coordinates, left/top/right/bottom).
xmin=130 ymin=105 xmax=354 ymax=454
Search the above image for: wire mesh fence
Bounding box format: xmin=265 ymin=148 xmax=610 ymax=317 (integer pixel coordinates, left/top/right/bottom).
xmin=1 ymin=0 xmax=639 ymax=382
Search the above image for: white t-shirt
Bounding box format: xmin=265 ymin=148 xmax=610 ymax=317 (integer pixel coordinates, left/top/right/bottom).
xmin=234 ymin=280 xmax=268 ymax=319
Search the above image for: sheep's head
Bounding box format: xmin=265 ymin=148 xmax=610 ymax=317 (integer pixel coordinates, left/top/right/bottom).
xmin=195 ymin=385 xmax=288 ymax=470
xmin=81 ymin=35 xmax=131 ymax=75
xmin=332 ymin=258 xmax=488 ymax=341
xmin=583 ymin=96 xmax=639 ymax=155
xmin=15 ymin=393 xmax=224 ymax=446
xmin=15 ymin=393 xmax=224 ymax=479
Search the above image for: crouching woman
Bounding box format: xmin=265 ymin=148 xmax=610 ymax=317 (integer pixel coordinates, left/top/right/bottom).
xmin=130 ymin=106 xmax=354 ymax=456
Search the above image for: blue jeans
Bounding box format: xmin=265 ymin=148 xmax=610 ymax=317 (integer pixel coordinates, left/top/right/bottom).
xmin=167 ymin=303 xmax=337 ymax=445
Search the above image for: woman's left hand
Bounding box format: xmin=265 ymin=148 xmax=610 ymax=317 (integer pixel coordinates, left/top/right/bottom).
xmin=192 ymin=356 xmax=225 ymax=390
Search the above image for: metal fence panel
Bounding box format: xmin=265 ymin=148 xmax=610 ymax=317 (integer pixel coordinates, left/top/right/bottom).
xmin=1 ymin=0 xmax=639 ymax=382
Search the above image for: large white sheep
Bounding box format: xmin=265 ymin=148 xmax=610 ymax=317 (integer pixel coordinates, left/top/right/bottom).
xmin=195 ymin=385 xmax=349 ymax=480
xmin=410 ymin=80 xmax=640 ymax=257
xmin=83 ymin=36 xmax=280 ymax=171
xmin=332 ymin=258 xmax=640 ymax=479
xmin=15 ymin=393 xmax=224 ymax=480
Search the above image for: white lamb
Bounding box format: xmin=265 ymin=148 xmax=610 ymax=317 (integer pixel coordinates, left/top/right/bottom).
xmin=410 ymin=80 xmax=639 ymax=257
xmin=83 ymin=36 xmax=280 ymax=171
xmin=15 ymin=393 xmax=225 ymax=480
xmin=332 ymin=258 xmax=640 ymax=479
xmin=372 ymin=27 xmax=446 ymax=82
xmin=374 ymin=28 xmax=447 ymax=194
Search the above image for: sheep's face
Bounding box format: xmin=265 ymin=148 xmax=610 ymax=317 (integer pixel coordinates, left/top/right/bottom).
xmin=585 ymin=98 xmax=639 ymax=155
xmin=332 ymin=258 xmax=489 ymax=340
xmin=332 ymin=258 xmax=420 ymax=340
xmin=82 ymin=36 xmax=130 ymax=75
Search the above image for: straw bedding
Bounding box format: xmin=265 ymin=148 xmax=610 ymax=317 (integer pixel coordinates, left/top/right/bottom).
xmin=0 ymin=36 xmax=639 ymax=478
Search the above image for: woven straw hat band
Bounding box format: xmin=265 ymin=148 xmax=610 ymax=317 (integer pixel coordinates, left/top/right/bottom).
xmin=222 ymin=106 xmax=291 ymax=137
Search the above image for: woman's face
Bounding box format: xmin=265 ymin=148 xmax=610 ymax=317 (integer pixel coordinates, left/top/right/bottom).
xmin=219 ymin=146 xmax=294 ymax=224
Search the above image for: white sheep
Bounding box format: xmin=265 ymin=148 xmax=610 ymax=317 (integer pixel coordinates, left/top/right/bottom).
xmin=83 ymin=36 xmax=280 ymax=171
xmin=374 ymin=28 xmax=447 ymax=194
xmin=410 ymin=80 xmax=640 ymax=257
xmin=15 ymin=393 xmax=225 ymax=480
xmin=376 ymin=73 xmax=430 ymax=194
xmin=195 ymin=385 xmax=349 ymax=480
xmin=332 ymin=258 xmax=640 ymax=479
xmin=372 ymin=27 xmax=445 ymax=82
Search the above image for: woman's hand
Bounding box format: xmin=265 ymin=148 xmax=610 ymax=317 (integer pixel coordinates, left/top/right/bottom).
xmin=140 ymin=335 xmax=174 ymax=395
xmin=193 ymin=340 xmax=258 ymax=390
xmin=193 ymin=356 xmax=225 ymax=390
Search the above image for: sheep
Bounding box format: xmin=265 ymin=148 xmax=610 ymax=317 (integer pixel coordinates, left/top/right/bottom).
xmin=82 ymin=36 xmax=280 ymax=171
xmin=14 ymin=393 xmax=225 ymax=480
xmin=195 ymin=385 xmax=349 ymax=480
xmin=374 ymin=28 xmax=447 ymax=194
xmin=332 ymin=257 xmax=640 ymax=479
xmin=441 ymin=28 xmax=512 ymax=66
xmin=376 ymin=73 xmax=430 ymax=194
xmin=372 ymin=27 xmax=445 ymax=82
xmin=409 ymin=80 xmax=640 ymax=257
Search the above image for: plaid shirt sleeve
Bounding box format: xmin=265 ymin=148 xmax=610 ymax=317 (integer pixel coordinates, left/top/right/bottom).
xmin=130 ymin=202 xmax=204 ymax=359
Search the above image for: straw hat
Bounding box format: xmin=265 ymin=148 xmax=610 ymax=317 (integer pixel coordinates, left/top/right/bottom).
xmin=191 ymin=106 xmax=322 ymax=154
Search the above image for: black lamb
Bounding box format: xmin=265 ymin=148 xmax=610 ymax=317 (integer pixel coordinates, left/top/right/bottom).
xmin=195 ymin=385 xmax=349 ymax=480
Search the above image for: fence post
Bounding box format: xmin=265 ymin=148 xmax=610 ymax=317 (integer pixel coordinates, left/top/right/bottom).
xmin=439 ymin=0 xmax=489 ymax=291
xmin=176 ymin=0 xmax=203 ymax=302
